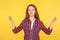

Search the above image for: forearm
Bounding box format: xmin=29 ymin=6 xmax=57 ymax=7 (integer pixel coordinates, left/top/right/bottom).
xmin=12 ymin=22 xmax=23 ymax=34
xmin=12 ymin=22 xmax=15 ymax=29
xmin=40 ymin=22 xmax=53 ymax=35
xmin=9 ymin=16 xmax=16 ymax=30
xmin=49 ymin=22 xmax=53 ymax=30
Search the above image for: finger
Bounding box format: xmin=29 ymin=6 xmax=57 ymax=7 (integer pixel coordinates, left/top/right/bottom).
xmin=9 ymin=16 xmax=12 ymax=21
xmin=54 ymin=17 xmax=56 ymax=21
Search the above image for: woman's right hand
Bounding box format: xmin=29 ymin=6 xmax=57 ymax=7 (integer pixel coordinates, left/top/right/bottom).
xmin=9 ymin=16 xmax=15 ymax=29
xmin=9 ymin=16 xmax=14 ymax=23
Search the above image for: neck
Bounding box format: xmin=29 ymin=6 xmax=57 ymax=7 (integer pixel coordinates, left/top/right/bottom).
xmin=29 ymin=16 xmax=35 ymax=21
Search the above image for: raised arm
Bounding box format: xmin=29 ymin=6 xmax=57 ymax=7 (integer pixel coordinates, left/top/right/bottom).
xmin=39 ymin=17 xmax=56 ymax=35
xmin=39 ymin=21 xmax=52 ymax=35
xmin=9 ymin=16 xmax=25 ymax=34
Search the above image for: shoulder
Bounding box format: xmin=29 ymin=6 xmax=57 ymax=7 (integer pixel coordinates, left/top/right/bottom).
xmin=22 ymin=18 xmax=28 ymax=23
xmin=36 ymin=19 xmax=41 ymax=22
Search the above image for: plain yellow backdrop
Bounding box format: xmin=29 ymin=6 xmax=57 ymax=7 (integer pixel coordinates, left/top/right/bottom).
xmin=0 ymin=0 xmax=60 ymax=40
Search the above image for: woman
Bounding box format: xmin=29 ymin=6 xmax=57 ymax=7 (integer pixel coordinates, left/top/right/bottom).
xmin=9 ymin=4 xmax=56 ymax=40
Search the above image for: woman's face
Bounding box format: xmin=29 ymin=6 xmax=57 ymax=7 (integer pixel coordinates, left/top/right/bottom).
xmin=28 ymin=6 xmax=36 ymax=17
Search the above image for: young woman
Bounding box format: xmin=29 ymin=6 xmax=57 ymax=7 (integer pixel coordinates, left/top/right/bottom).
xmin=9 ymin=4 xmax=56 ymax=40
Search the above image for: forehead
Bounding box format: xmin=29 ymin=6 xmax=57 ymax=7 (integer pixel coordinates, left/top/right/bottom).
xmin=28 ymin=6 xmax=35 ymax=9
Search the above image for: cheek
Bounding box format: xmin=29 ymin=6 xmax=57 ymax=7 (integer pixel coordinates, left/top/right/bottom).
xmin=28 ymin=10 xmax=30 ymax=14
xmin=28 ymin=10 xmax=36 ymax=15
xmin=32 ymin=10 xmax=36 ymax=15
xmin=28 ymin=11 xmax=35 ymax=16
xmin=32 ymin=10 xmax=35 ymax=14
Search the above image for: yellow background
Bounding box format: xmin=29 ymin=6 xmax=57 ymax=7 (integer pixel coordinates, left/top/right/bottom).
xmin=0 ymin=0 xmax=60 ymax=40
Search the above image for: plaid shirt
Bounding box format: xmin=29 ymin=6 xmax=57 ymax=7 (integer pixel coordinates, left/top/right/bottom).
xmin=12 ymin=18 xmax=52 ymax=40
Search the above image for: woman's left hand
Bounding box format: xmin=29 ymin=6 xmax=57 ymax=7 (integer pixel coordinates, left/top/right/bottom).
xmin=50 ymin=17 xmax=57 ymax=30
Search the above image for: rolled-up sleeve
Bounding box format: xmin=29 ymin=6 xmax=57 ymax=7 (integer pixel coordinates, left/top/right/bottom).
xmin=12 ymin=20 xmax=25 ymax=34
xmin=39 ymin=21 xmax=53 ymax=35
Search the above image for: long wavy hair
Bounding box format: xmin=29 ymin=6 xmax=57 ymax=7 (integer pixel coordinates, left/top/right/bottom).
xmin=25 ymin=4 xmax=40 ymax=20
